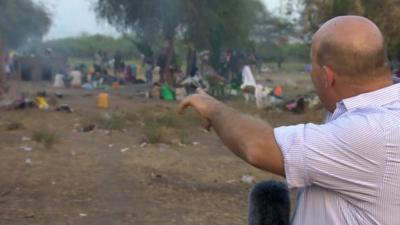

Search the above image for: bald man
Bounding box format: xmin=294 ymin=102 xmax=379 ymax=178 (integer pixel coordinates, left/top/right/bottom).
xmin=179 ymin=16 xmax=400 ymax=225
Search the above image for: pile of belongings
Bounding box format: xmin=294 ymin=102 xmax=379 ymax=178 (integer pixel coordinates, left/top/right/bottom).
xmin=286 ymin=93 xmax=321 ymax=113
xmin=255 ymin=85 xmax=284 ymax=109
xmin=3 ymin=91 xmax=74 ymax=113
xmin=147 ymin=83 xmax=177 ymax=101
xmin=9 ymin=98 xmax=36 ymax=110
xmin=3 ymin=92 xmax=48 ymax=110
xmin=177 ymin=74 xmax=209 ymax=95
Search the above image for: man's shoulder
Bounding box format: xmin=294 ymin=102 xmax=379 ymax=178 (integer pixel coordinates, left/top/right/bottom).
xmin=324 ymin=108 xmax=400 ymax=144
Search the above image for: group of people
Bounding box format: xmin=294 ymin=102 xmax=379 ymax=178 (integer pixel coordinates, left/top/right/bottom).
xmin=92 ymin=51 xmax=140 ymax=85
xmin=219 ymin=49 xmax=259 ymax=84
xmin=47 ymin=41 xmax=266 ymax=102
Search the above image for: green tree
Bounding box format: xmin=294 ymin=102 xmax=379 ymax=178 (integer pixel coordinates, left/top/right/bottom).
xmin=183 ymin=0 xmax=266 ymax=69
xmin=0 ymin=0 xmax=51 ymax=48
xmin=94 ymin=0 xmax=183 ymax=85
xmin=250 ymin=6 xmax=294 ymax=67
xmin=42 ymin=35 xmax=138 ymax=59
xmin=0 ymin=0 xmax=50 ymax=97
xmin=294 ymin=0 xmax=400 ymax=53
xmin=94 ymin=0 xmax=269 ymax=80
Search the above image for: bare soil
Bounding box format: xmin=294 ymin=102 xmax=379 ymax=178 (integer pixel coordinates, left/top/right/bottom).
xmin=0 ymin=73 xmax=325 ymax=225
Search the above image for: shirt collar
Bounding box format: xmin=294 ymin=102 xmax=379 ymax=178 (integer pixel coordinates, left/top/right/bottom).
xmin=341 ymin=83 xmax=400 ymax=110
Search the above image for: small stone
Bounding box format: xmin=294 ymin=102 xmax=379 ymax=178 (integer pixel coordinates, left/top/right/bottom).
xmin=120 ymin=148 xmax=129 ymax=153
xmin=20 ymin=146 xmax=32 ymax=152
xmin=241 ymin=175 xmax=255 ymax=184
xmin=151 ymin=173 xmax=162 ymax=179
xmin=140 ymin=142 xmax=147 ymax=148
xmin=21 ymin=137 xmax=31 ymax=142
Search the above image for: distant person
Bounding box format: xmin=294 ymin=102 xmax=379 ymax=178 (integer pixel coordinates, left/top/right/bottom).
xmin=94 ymin=51 xmax=102 ymax=68
xmin=3 ymin=53 xmax=11 ymax=77
xmin=179 ymin=16 xmax=400 ymax=225
xmin=220 ymin=50 xmax=232 ymax=82
xmin=69 ymin=66 xmax=83 ymax=88
xmin=240 ymin=59 xmax=257 ymax=102
xmin=113 ymin=51 xmax=123 ymax=74
xmin=144 ymin=57 xmax=155 ymax=87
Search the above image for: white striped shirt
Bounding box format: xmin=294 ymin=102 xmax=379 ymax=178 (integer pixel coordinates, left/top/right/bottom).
xmin=274 ymin=83 xmax=400 ymax=225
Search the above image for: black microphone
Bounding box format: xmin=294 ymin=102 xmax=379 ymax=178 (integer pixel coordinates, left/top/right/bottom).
xmin=248 ymin=180 xmax=290 ymax=225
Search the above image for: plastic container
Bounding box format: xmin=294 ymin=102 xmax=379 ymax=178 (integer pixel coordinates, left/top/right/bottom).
xmin=160 ymin=84 xmax=175 ymax=101
xmin=112 ymin=82 xmax=120 ymax=89
xmin=97 ymin=93 xmax=109 ymax=108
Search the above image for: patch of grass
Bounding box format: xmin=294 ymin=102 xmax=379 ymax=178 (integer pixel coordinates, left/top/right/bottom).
xmin=32 ymin=129 xmax=59 ymax=149
xmin=177 ymin=129 xmax=189 ymax=145
xmin=156 ymin=111 xmax=183 ymax=128
xmin=101 ymin=113 xmax=126 ymax=130
xmin=137 ymin=106 xmax=201 ymax=144
xmin=138 ymin=106 xmax=185 ymax=128
xmin=123 ymin=111 xmax=140 ymax=122
xmin=183 ymin=111 xmax=204 ymax=126
xmin=81 ymin=111 xmax=126 ymax=130
xmin=142 ymin=119 xmax=164 ymax=144
xmin=3 ymin=121 xmax=25 ymax=131
xmin=137 ymin=106 xmax=202 ymax=144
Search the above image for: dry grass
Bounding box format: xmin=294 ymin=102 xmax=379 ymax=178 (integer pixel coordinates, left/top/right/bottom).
xmin=123 ymin=111 xmax=140 ymax=122
xmin=2 ymin=121 xmax=25 ymax=131
xmin=142 ymin=119 xmax=165 ymax=144
xmin=139 ymin=107 xmax=193 ymax=144
xmin=81 ymin=111 xmax=126 ymax=131
xmin=177 ymin=129 xmax=189 ymax=144
xmin=32 ymin=128 xmax=59 ymax=149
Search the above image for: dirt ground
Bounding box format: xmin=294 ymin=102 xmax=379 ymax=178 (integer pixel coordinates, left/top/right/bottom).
xmin=0 ymin=72 xmax=325 ymax=225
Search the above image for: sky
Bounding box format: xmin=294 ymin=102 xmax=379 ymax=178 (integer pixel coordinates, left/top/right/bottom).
xmin=36 ymin=0 xmax=281 ymax=40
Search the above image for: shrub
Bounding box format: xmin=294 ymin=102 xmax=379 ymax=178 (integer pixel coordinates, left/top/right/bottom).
xmin=143 ymin=120 xmax=164 ymax=144
xmin=32 ymin=129 xmax=58 ymax=149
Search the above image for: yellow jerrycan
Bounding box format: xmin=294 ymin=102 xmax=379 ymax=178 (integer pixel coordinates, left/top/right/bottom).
xmin=97 ymin=92 xmax=109 ymax=108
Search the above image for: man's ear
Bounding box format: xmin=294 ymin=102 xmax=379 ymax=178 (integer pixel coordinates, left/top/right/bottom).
xmin=322 ymin=65 xmax=336 ymax=88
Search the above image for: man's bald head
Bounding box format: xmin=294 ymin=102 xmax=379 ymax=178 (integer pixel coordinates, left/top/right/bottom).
xmin=312 ymin=16 xmax=390 ymax=79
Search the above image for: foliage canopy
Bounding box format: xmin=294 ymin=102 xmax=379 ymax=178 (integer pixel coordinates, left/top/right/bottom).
xmin=0 ymin=0 xmax=51 ymax=48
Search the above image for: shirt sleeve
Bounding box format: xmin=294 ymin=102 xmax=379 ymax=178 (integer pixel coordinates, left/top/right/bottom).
xmin=274 ymin=112 xmax=385 ymax=201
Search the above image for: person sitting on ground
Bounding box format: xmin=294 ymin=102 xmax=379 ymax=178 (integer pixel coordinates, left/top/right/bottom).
xmin=69 ymin=66 xmax=83 ymax=88
xmin=179 ymin=16 xmax=400 ymax=225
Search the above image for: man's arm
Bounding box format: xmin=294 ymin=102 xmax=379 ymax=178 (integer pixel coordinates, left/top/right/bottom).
xmin=178 ymin=92 xmax=285 ymax=176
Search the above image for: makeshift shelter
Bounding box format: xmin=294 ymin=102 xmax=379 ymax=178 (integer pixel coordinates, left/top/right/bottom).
xmin=15 ymin=56 xmax=67 ymax=81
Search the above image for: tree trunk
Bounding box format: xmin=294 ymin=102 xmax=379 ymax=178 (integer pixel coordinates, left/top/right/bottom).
xmin=163 ymin=39 xmax=176 ymax=87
